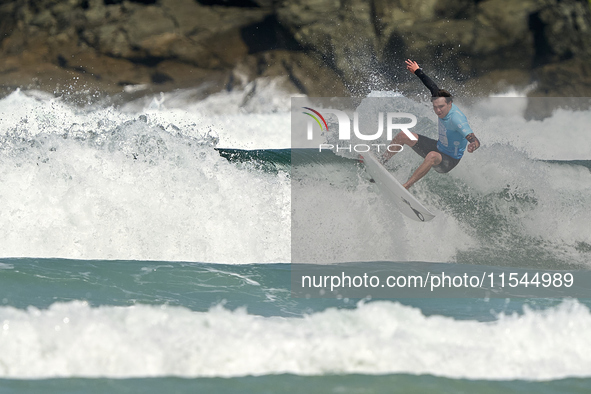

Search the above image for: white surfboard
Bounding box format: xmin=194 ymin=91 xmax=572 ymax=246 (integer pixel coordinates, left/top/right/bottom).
xmin=360 ymin=152 xmax=436 ymax=222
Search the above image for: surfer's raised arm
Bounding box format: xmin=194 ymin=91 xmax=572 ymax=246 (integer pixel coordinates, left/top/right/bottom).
xmin=405 ymin=59 xmax=439 ymax=97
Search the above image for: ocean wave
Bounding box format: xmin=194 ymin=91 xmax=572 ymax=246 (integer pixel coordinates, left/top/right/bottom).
xmin=0 ymin=300 xmax=589 ymax=380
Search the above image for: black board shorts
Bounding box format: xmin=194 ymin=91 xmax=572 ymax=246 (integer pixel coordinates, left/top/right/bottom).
xmin=410 ymin=134 xmax=461 ymax=174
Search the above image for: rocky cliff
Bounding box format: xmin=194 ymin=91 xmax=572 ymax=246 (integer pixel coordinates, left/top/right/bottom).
xmin=0 ymin=0 xmax=590 ymax=100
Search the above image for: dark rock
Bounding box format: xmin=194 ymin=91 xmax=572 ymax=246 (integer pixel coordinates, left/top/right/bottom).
xmin=434 ymin=0 xmax=477 ymax=19
xmin=461 ymin=69 xmax=533 ymax=96
xmin=525 ymin=58 xmax=591 ymax=119
xmin=0 ymin=0 xmax=590 ymax=101
xmin=531 ymin=58 xmax=591 ymax=96
xmin=529 ymin=0 xmax=591 ymax=66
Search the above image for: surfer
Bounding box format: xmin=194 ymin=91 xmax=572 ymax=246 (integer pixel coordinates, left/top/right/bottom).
xmin=382 ymin=59 xmax=480 ymax=189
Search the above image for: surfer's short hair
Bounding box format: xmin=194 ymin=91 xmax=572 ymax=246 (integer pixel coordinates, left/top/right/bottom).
xmin=431 ymin=90 xmax=453 ymax=103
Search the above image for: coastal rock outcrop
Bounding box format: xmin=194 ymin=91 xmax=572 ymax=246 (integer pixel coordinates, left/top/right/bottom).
xmin=0 ymin=0 xmax=589 ymax=99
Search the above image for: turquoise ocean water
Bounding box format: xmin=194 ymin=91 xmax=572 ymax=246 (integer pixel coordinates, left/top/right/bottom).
xmin=1 ymin=259 xmax=591 ymax=393
xmin=0 ymin=88 xmax=590 ymax=393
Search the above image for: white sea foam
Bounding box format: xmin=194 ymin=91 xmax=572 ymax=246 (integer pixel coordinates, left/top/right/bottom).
xmin=291 ymin=166 xmax=467 ymax=263
xmin=0 ymin=85 xmax=589 ymax=264
xmin=489 ymin=83 xmax=537 ymax=98
xmin=0 ymin=300 xmax=589 ymax=380
xmin=120 ymin=77 xmax=294 ymax=149
xmin=461 ymin=100 xmax=591 ymax=160
xmin=295 ymin=94 xmax=591 ymax=265
xmin=0 ymin=89 xmax=290 ymax=263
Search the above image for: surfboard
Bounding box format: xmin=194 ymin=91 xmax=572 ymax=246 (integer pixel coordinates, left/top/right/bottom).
xmin=359 ymin=152 xmax=436 ymax=222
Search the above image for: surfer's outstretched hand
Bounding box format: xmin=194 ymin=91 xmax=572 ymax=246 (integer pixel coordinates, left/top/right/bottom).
xmin=405 ymin=59 xmax=420 ymax=74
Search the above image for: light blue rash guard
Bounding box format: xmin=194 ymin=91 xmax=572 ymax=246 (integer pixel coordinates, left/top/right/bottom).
xmin=437 ymin=104 xmax=473 ymax=160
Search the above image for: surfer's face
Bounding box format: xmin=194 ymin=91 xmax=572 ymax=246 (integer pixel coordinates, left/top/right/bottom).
xmin=432 ymin=98 xmax=452 ymax=118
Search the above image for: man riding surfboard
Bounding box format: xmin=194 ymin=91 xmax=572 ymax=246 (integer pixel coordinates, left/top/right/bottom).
xmin=382 ymin=59 xmax=481 ymax=189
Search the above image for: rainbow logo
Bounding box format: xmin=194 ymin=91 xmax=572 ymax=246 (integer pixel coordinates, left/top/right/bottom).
xmin=302 ymin=107 xmax=328 ymax=132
